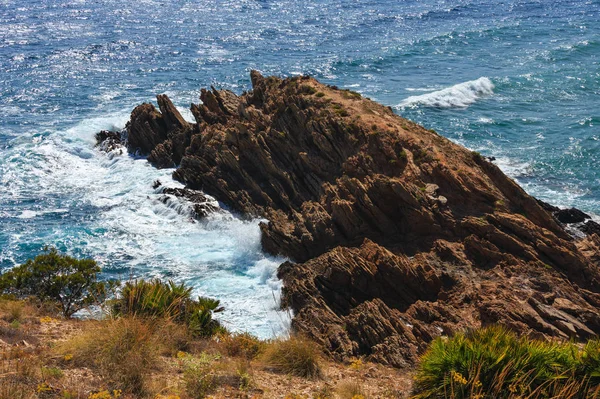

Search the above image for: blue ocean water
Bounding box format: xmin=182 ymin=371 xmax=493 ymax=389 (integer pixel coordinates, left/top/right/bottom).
xmin=1 ymin=0 xmax=598 ymax=336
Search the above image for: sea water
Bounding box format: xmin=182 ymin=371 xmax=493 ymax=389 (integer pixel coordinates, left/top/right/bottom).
xmin=1 ymin=0 xmax=598 ymax=337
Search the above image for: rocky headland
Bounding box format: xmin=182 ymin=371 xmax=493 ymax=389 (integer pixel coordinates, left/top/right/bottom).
xmin=97 ymin=72 xmax=600 ymax=368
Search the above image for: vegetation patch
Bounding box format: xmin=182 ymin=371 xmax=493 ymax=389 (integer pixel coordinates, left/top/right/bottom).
xmin=341 ymin=89 xmax=362 ymax=100
xmin=412 ymin=148 xmax=434 ymax=165
xmin=301 ymin=85 xmax=317 ymax=95
xmin=112 ymin=279 xmax=225 ymax=338
xmin=57 ymin=317 xmax=160 ymax=395
xmin=0 ymin=248 xmax=116 ymax=318
xmin=471 ymin=150 xmax=484 ymax=162
xmin=412 ymin=326 xmax=600 ymax=399
xmin=262 ymin=336 xmax=322 ymax=379
xmin=337 ymin=380 xmax=369 ymax=399
xmin=219 ymin=331 xmax=266 ymax=360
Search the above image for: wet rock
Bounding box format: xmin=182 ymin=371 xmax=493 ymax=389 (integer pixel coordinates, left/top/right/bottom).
xmin=158 ymin=187 xmax=220 ymax=219
xmin=95 ymin=130 xmax=124 ymax=152
xmin=582 ymin=220 xmax=600 ymax=236
xmin=126 ymin=94 xmax=192 ymax=165
xmin=535 ymin=199 xmax=598 ymax=238
xmin=148 ymin=140 xmax=175 ymax=168
xmin=157 ymin=94 xmax=189 ymax=132
xmin=536 ymin=199 xmax=560 ymax=213
xmin=127 ymin=102 xmax=168 ymax=154
xmin=555 ymin=207 xmax=590 ymax=224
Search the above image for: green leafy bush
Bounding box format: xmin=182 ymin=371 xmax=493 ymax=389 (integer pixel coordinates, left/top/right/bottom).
xmin=411 ymin=326 xmax=599 ymax=399
xmin=0 ymin=248 xmax=111 ymax=318
xmin=112 ymin=279 xmax=225 ymax=337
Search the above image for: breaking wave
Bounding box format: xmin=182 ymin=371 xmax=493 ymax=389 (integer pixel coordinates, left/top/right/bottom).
xmin=0 ymin=111 xmax=290 ymax=339
xmin=397 ymin=77 xmax=495 ymax=109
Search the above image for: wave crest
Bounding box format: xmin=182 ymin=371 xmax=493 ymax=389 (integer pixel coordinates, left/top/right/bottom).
xmin=397 ymin=77 xmax=494 ymax=109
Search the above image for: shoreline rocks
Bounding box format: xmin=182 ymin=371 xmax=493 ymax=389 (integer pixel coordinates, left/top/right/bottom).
xmin=96 ymin=71 xmax=600 ymax=366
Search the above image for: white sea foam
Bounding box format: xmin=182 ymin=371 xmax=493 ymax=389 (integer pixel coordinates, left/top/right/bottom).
xmin=493 ymin=156 xmax=533 ymax=179
xmin=0 ymin=105 xmax=23 ymax=115
xmin=397 ymin=77 xmax=495 ymax=109
xmin=1 ymin=111 xmax=290 ymax=338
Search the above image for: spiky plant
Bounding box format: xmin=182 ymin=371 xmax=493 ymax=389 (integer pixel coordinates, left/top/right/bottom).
xmin=112 ymin=279 xmax=224 ymax=337
xmin=411 ymin=326 xmax=593 ymax=399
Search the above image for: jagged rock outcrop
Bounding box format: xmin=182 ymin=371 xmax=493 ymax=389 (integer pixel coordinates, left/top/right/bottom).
xmin=126 ymin=94 xmax=193 ymax=168
xmin=105 ymin=71 xmax=600 ymax=366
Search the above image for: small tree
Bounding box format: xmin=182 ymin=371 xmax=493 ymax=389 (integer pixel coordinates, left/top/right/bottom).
xmin=0 ymin=248 xmax=109 ymax=318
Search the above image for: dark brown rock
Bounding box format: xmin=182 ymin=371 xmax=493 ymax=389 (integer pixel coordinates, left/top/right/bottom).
xmin=582 ymin=220 xmax=600 ymax=236
xmin=158 ymin=187 xmax=220 ymax=219
xmin=122 ymin=72 xmax=600 ymax=367
xmin=127 ymin=102 xmax=168 ymax=154
xmin=95 ymin=130 xmax=124 ymax=153
xmin=555 ymin=207 xmax=590 ymax=224
xmin=126 ymin=94 xmax=193 ymax=168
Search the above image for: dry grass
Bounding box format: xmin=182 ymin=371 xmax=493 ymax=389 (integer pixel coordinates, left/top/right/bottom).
xmin=262 ymin=336 xmax=322 ymax=379
xmin=0 ymin=298 xmax=408 ymax=398
xmin=218 ymin=331 xmax=266 ymax=360
xmin=0 ymin=348 xmax=41 ymax=399
xmin=0 ymin=299 xmax=24 ymax=323
xmin=337 ymin=380 xmax=370 ymax=399
xmin=181 ymin=352 xmax=217 ymax=399
xmin=56 ymin=317 xmax=162 ymax=395
xmin=154 ymin=319 xmax=192 ymax=357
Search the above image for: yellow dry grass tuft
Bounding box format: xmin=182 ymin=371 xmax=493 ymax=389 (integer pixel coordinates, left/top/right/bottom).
xmin=262 ymin=336 xmax=322 ymax=379
xmin=56 ymin=317 xmax=161 ymax=396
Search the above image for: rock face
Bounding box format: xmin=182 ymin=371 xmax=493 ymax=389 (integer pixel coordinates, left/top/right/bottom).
xmin=115 ymin=72 xmax=600 ymax=367
xmin=127 ymin=94 xmax=193 ymax=168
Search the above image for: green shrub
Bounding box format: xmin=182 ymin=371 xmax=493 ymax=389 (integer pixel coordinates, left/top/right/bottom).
xmin=301 ymin=85 xmax=317 ymax=95
xmin=41 ymin=366 xmax=63 ymax=380
xmin=112 ymin=279 xmax=225 ymax=337
xmin=0 ymin=248 xmax=113 ymax=318
xmin=411 ymin=326 xmax=595 ymax=399
xmin=335 ymin=108 xmax=350 ymax=117
xmin=411 ymin=148 xmax=435 ymax=165
xmin=577 ymin=339 xmax=600 ymax=385
xmin=263 ymin=336 xmax=322 ymax=379
xmin=472 ymin=151 xmax=484 ymax=162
